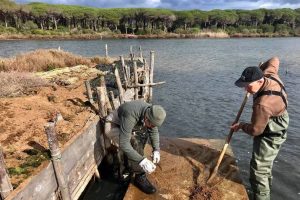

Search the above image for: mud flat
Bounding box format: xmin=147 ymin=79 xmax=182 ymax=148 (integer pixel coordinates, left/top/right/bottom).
xmin=124 ymin=137 xmax=248 ymax=200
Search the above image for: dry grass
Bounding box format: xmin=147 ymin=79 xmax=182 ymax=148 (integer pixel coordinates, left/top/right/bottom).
xmin=0 ymin=71 xmax=49 ymax=97
xmin=0 ymin=49 xmax=102 ymax=72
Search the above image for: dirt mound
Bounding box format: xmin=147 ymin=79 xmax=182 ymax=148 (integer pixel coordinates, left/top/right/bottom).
xmin=0 ymin=65 xmax=102 ymax=188
xmin=190 ymin=185 xmax=222 ymax=200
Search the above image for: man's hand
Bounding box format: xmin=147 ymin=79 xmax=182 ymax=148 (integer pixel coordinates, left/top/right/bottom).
xmin=230 ymin=122 xmax=244 ymax=132
xmin=139 ymin=158 xmax=156 ymax=174
xmin=152 ymin=151 xmax=160 ymax=164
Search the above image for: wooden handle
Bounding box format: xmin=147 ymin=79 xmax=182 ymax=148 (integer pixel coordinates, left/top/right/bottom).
xmin=207 ymin=92 xmax=250 ymax=183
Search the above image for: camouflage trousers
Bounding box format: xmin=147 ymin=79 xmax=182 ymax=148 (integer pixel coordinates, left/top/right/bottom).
xmin=250 ymin=111 xmax=289 ymax=200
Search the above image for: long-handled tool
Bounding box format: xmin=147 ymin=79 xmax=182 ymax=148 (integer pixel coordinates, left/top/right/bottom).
xmin=207 ymin=91 xmax=250 ymax=184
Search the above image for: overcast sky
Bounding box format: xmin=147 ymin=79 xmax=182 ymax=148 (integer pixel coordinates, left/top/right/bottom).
xmin=15 ymin=0 xmax=300 ymax=10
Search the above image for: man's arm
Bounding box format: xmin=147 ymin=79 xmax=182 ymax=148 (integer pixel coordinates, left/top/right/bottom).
xmin=241 ymin=104 xmax=272 ymax=136
xmin=119 ymin=115 xmax=144 ymax=162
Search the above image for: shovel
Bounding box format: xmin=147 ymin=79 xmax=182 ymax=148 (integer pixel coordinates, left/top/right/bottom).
xmin=207 ymin=91 xmax=250 ymax=184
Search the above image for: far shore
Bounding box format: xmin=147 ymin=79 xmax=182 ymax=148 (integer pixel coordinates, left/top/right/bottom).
xmin=0 ymin=32 xmax=299 ymax=41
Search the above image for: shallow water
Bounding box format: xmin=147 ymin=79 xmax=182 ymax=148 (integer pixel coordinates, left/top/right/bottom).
xmin=1 ymin=38 xmax=299 ymax=199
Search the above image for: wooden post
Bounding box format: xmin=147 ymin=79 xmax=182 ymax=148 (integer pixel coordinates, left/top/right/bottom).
xmin=99 ymin=75 xmax=112 ymax=114
xmin=45 ymin=121 xmax=71 ymax=200
xmin=105 ymin=44 xmax=108 ymax=58
xmin=0 ymin=147 xmax=13 ymax=199
xmin=96 ymin=87 xmax=107 ymax=118
xmin=109 ymin=91 xmax=120 ymax=110
xmin=139 ymin=46 xmax=143 ymax=58
xmin=130 ymin=53 xmax=134 ymax=64
xmin=149 ymin=51 xmax=155 ymax=101
xmin=119 ymin=56 xmax=128 ymax=87
xmin=114 ymin=68 xmax=124 ymax=103
xmin=130 ymin=45 xmax=133 ymax=55
xmin=133 ymin=61 xmax=139 ymax=100
xmin=126 ymin=65 xmax=131 ymax=83
xmin=84 ymin=80 xmax=94 ymax=104
xmin=143 ymin=58 xmax=150 ymax=101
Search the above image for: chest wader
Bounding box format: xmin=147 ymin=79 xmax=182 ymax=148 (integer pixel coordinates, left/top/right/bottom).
xmin=104 ymin=110 xmax=150 ymax=180
xmin=250 ymin=77 xmax=289 ymax=200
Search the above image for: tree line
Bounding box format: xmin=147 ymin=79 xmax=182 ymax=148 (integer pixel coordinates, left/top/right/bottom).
xmin=1 ymin=0 xmax=300 ymax=35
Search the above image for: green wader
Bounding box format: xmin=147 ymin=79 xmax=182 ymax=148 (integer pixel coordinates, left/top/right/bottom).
xmin=250 ymin=111 xmax=289 ymax=200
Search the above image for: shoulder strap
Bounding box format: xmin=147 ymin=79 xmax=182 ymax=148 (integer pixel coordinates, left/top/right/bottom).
xmin=254 ymin=90 xmax=288 ymax=108
xmin=267 ymin=76 xmax=286 ymax=93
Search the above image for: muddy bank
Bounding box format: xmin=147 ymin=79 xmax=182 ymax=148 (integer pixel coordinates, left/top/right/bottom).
xmin=124 ymin=137 xmax=248 ymax=200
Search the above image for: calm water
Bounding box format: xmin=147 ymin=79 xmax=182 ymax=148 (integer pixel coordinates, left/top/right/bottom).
xmin=1 ymin=38 xmax=300 ymax=199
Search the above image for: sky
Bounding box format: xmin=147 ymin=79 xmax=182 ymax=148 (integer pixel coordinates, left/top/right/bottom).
xmin=15 ymin=0 xmax=300 ymax=10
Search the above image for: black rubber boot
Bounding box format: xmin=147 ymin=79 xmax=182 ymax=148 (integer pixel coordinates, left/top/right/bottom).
xmin=134 ymin=173 xmax=157 ymax=194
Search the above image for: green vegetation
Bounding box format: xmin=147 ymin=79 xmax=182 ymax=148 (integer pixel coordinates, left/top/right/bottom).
xmin=0 ymin=0 xmax=300 ymax=37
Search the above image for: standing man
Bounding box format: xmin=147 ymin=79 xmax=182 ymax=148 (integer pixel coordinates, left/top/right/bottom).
xmin=231 ymin=57 xmax=289 ymax=200
xmin=105 ymin=100 xmax=166 ymax=194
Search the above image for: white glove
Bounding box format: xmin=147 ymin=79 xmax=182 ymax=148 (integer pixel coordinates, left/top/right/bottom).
xmin=139 ymin=158 xmax=156 ymax=174
xmin=152 ymin=151 xmax=160 ymax=164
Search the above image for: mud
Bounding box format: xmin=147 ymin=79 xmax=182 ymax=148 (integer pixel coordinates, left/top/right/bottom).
xmin=124 ymin=137 xmax=248 ymax=200
xmin=0 ymin=65 xmax=101 ymax=188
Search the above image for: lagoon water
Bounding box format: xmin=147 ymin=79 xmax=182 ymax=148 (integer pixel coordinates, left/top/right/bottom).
xmin=1 ymin=38 xmax=300 ymax=199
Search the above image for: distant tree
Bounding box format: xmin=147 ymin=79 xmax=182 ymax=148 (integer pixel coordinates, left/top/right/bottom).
xmin=0 ymin=0 xmax=16 ymax=27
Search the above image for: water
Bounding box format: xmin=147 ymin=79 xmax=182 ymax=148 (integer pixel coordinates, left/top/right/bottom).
xmin=1 ymin=38 xmax=300 ymax=199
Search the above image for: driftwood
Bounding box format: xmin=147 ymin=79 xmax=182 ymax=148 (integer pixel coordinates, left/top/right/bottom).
xmin=45 ymin=120 xmax=71 ymax=200
xmin=0 ymin=147 xmax=13 ymax=199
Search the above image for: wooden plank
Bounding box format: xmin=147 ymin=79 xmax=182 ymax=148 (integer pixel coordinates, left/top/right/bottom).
xmin=114 ymin=68 xmax=124 ymax=103
xmin=84 ymin=80 xmax=94 ymax=104
xmin=6 ymin=116 xmax=105 ymax=200
xmin=0 ymin=147 xmax=13 ymax=199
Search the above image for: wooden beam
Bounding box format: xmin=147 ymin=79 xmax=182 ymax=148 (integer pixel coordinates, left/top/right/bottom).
xmin=0 ymin=147 xmax=13 ymax=199
xmin=139 ymin=46 xmax=143 ymax=59
xmin=127 ymin=81 xmax=166 ymax=88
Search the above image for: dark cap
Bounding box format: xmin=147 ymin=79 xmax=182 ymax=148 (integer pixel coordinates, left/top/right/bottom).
xmin=235 ymin=66 xmax=264 ymax=87
xmin=145 ymin=105 xmax=166 ymax=127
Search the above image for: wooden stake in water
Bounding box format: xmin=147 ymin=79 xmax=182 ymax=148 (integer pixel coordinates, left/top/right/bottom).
xmin=139 ymin=46 xmax=143 ymax=58
xmin=105 ymin=44 xmax=108 ymax=58
xmin=0 ymin=147 xmax=13 ymax=199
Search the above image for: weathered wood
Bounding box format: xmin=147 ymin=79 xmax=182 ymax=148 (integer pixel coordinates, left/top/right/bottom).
xmin=143 ymin=58 xmax=150 ymax=101
xmin=99 ymin=75 xmax=112 ymax=114
xmin=114 ymin=68 xmax=124 ymax=103
xmin=45 ymin=122 xmax=71 ymax=200
xmin=84 ymin=80 xmax=94 ymax=104
xmin=149 ymin=51 xmax=155 ymax=101
xmin=126 ymin=65 xmax=131 ymax=83
xmin=127 ymin=81 xmax=166 ymax=88
xmin=130 ymin=45 xmax=133 ymax=55
xmin=96 ymin=87 xmax=107 ymax=118
xmin=105 ymin=44 xmax=108 ymax=58
xmin=109 ymin=91 xmax=120 ymax=110
xmin=130 ymin=53 xmax=134 ymax=64
xmin=133 ymin=61 xmax=139 ymax=100
xmin=6 ymin=116 xmax=104 ymax=200
xmin=119 ymin=56 xmax=128 ymax=87
xmin=139 ymin=46 xmax=143 ymax=58
xmin=0 ymin=147 xmax=13 ymax=199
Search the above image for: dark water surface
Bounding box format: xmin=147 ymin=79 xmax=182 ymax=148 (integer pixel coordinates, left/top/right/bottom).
xmin=1 ymin=38 xmax=299 ymax=199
